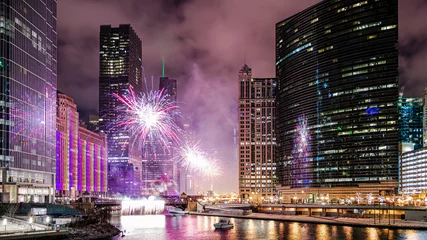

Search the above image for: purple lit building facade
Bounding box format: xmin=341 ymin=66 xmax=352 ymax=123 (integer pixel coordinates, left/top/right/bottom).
xmin=56 ymin=92 xmax=107 ymax=200
xmin=0 ymin=1 xmax=57 ymax=203
xmin=99 ymin=25 xmax=143 ymax=197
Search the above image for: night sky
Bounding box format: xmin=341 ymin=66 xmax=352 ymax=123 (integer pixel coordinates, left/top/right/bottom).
xmin=57 ymin=0 xmax=425 ymax=193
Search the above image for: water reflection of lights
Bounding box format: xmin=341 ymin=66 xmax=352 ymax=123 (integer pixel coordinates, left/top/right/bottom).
xmin=268 ymin=221 xmax=277 ymax=239
xmin=289 ymin=222 xmax=301 ymax=240
xmin=331 ymin=225 xmax=337 ymax=239
xmin=120 ymin=215 xmax=165 ymax=229
xmin=246 ymin=219 xmax=256 ymax=239
xmin=366 ymin=228 xmax=379 ymax=240
xmin=343 ymin=226 xmax=353 ymax=240
xmin=278 ymin=223 xmax=285 ymax=236
xmin=121 ymin=198 xmax=165 ymax=215
xmin=316 ymin=224 xmax=330 ymax=240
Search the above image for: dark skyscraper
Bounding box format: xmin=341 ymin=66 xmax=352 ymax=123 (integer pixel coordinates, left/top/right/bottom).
xmin=276 ymin=0 xmax=398 ymax=201
xmin=159 ymin=77 xmax=177 ymax=103
xmin=0 ymin=0 xmax=57 ymax=203
xmin=99 ymin=24 xmax=142 ymax=196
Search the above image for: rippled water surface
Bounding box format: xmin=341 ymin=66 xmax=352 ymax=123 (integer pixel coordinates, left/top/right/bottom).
xmin=110 ymin=215 xmax=427 ymax=240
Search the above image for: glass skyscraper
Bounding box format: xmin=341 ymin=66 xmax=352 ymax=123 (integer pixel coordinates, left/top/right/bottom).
xmin=0 ymin=0 xmax=57 ymax=203
xmin=276 ymin=0 xmax=398 ymax=199
xmin=398 ymin=97 xmax=423 ymax=151
xmin=99 ymin=24 xmax=142 ymax=197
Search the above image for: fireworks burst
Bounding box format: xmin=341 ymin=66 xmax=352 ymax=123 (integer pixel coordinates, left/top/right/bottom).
xmin=176 ymin=141 xmax=222 ymax=178
xmin=293 ymin=114 xmax=310 ymax=163
xmin=113 ymin=87 xmax=182 ymax=149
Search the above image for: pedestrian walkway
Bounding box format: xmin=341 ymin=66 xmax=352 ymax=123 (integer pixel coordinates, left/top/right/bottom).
xmin=190 ymin=212 xmax=427 ymax=230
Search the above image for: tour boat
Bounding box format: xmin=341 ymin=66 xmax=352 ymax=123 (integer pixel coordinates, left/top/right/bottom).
xmin=169 ymin=207 xmax=189 ymax=215
xmin=214 ymin=218 xmax=234 ymax=229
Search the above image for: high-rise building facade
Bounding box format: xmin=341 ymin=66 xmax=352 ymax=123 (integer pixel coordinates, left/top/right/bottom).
xmin=422 ymin=88 xmax=427 ymax=147
xmin=276 ymin=0 xmax=399 ymax=201
xmin=56 ymin=92 xmax=107 ymax=200
xmin=99 ymin=24 xmax=142 ymax=197
xmin=0 ymin=0 xmax=57 ymax=203
xmin=56 ymin=92 xmax=78 ymax=199
xmin=398 ymin=97 xmax=423 ymax=152
xmin=400 ymin=148 xmax=427 ymax=193
xmin=141 ymin=75 xmax=179 ymax=196
xmin=238 ymin=64 xmax=276 ymax=202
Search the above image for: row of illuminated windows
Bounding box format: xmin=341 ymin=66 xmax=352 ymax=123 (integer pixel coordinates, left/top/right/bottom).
xmin=239 ymin=99 xmax=275 ymax=103
xmin=353 ymin=21 xmax=382 ymax=31
xmin=331 ymin=84 xmax=397 ymax=97
xmin=337 ymin=1 xmax=368 ymax=13
xmin=240 ymin=174 xmax=276 ymax=179
xmin=318 ymin=46 xmax=333 ymax=53
xmin=402 ymin=182 xmax=427 ymax=186
xmin=338 ymin=127 xmax=397 ymax=136
xmin=323 ymin=102 xmax=396 ymax=116
xmin=341 ymin=60 xmax=387 ymax=72
xmin=401 ymin=174 xmax=427 ymax=180
xmin=276 ymin=42 xmax=312 ymax=65
xmin=401 ymin=164 xmax=427 ymax=172
xmin=240 ymin=179 xmax=273 ymax=183
xmin=239 ymin=164 xmax=275 ymax=168
xmin=342 ymin=70 xmax=368 ymax=78
xmin=240 ymin=142 xmax=276 ymax=145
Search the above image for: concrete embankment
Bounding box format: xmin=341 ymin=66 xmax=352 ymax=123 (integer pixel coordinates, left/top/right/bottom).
xmin=0 ymin=223 xmax=120 ymax=240
xmin=190 ymin=212 xmax=427 ymax=230
xmin=0 ymin=230 xmax=68 ymax=240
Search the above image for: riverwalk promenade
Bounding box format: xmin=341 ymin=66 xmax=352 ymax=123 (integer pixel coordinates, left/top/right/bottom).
xmin=190 ymin=212 xmax=427 ymax=230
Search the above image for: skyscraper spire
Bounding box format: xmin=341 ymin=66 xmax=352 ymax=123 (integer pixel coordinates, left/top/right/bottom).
xmin=162 ymin=58 xmax=165 ymax=78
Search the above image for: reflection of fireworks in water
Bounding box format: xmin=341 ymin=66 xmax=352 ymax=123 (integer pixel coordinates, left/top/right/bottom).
xmin=293 ymin=114 xmax=310 ymax=163
xmin=121 ymin=198 xmax=165 ymax=215
xmin=177 ymin=141 xmax=222 ymax=178
xmin=113 ymin=87 xmax=181 ymax=149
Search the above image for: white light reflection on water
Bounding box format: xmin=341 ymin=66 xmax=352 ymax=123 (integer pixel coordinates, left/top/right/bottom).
xmin=316 ymin=224 xmax=331 ymax=240
xmin=121 ymin=198 xmax=165 ymax=215
xmin=343 ymin=226 xmax=353 ymax=240
xmin=111 ymin=215 xmax=427 ymax=240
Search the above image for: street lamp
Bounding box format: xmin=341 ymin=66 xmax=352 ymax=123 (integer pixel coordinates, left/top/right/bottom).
xmin=3 ymin=219 xmax=6 ymax=232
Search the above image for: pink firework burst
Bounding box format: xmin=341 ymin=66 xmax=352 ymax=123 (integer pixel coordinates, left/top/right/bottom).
xmin=113 ymin=87 xmax=182 ymax=149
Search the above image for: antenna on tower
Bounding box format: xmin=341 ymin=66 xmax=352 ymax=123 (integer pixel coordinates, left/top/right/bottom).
xmin=244 ymin=54 xmax=246 ymax=65
xmin=162 ymin=58 xmax=165 ymax=78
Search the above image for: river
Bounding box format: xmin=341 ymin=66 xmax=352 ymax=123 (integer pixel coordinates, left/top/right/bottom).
xmin=110 ymin=215 xmax=427 ymax=240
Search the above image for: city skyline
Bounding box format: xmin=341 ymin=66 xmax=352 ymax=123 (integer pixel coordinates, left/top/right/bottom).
xmin=57 ymin=0 xmax=426 ymax=193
